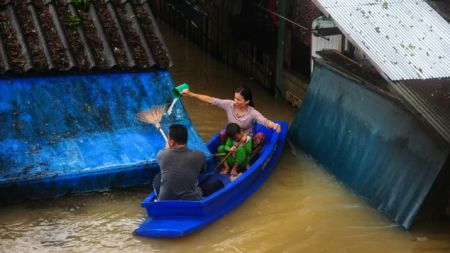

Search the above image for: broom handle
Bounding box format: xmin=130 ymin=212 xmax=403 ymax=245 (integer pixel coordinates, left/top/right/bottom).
xmin=155 ymin=123 xmax=168 ymax=142
xmin=159 ymin=128 xmax=168 ymax=142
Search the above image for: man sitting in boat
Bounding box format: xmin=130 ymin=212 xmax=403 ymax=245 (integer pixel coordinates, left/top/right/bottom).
xmin=153 ymin=124 xmax=206 ymax=201
xmin=217 ymin=123 xmax=253 ymax=177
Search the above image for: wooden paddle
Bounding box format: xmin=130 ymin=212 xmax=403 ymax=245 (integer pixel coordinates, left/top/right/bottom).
xmin=213 ymin=136 xmax=247 ymax=171
xmin=137 ymin=105 xmax=168 ymax=142
xmin=213 ymin=151 xmax=233 ymax=171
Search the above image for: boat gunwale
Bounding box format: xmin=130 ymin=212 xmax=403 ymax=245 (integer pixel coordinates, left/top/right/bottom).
xmin=140 ymin=121 xmax=284 ymax=214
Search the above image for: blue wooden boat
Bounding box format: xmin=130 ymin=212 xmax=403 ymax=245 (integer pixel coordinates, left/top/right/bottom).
xmin=134 ymin=120 xmax=288 ymax=238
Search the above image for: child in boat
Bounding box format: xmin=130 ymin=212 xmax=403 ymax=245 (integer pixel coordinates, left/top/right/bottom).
xmin=217 ymin=123 xmax=253 ymax=177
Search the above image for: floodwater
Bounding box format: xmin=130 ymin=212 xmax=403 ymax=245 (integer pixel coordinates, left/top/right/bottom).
xmin=1 ymin=24 xmax=449 ymax=253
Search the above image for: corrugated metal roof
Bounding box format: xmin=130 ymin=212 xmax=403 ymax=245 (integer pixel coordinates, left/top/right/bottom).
xmin=312 ymin=0 xmax=450 ymax=80
xmin=0 ymin=0 xmax=172 ymax=76
xmin=391 ymin=79 xmax=450 ymax=144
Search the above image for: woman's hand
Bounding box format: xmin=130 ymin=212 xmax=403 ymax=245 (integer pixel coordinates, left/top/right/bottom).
xmin=229 ymin=146 xmax=237 ymax=153
xmin=180 ymin=89 xmax=191 ymax=97
xmin=270 ymin=122 xmax=281 ymax=133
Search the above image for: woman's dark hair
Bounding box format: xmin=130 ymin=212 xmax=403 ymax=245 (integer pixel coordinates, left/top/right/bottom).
xmin=225 ymin=123 xmax=241 ymax=139
xmin=235 ymin=86 xmax=255 ymax=107
xmin=169 ymin=124 xmax=188 ymax=144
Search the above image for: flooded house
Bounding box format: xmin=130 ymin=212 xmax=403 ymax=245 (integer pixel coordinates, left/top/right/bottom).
xmin=0 ymin=0 xmax=209 ymax=204
xmin=1 ymin=0 xmax=448 ymax=230
xmin=288 ymin=0 xmax=450 ymax=228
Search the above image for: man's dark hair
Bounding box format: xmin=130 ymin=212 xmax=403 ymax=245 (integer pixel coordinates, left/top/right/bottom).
xmin=169 ymin=124 xmax=188 ymax=144
xmin=225 ymin=123 xmax=241 ymax=139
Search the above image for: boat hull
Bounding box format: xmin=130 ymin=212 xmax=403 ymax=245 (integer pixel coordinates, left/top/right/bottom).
xmin=134 ymin=121 xmax=288 ymax=237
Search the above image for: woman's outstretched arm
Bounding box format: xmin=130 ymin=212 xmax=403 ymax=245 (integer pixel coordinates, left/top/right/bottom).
xmin=181 ymin=90 xmax=213 ymax=104
xmin=253 ymin=110 xmax=282 ymax=133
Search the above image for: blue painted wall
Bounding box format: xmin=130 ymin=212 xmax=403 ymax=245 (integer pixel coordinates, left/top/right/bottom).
xmin=288 ymin=60 xmax=449 ymax=228
xmin=0 ymin=71 xmax=210 ymax=203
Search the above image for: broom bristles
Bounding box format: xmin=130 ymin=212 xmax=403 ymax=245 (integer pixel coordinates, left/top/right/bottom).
xmin=137 ymin=105 xmax=167 ymax=124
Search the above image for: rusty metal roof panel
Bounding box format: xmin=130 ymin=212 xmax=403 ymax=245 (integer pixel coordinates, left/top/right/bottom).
xmin=313 ymin=0 xmax=450 ymax=81
xmin=0 ymin=0 xmax=172 ymax=76
xmin=392 ymin=79 xmax=450 ymax=144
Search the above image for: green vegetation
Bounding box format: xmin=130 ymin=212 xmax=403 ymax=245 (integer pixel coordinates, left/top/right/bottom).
xmin=68 ymin=15 xmax=81 ymax=28
xmin=70 ymin=0 xmax=91 ymax=10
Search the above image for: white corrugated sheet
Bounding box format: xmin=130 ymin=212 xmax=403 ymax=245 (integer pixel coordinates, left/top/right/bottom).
xmin=311 ymin=17 xmax=343 ymax=72
xmin=312 ymin=0 xmax=450 ymax=80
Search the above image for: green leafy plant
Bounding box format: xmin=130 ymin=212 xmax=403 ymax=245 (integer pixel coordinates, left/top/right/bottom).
xmin=70 ymin=0 xmax=91 ymax=10
xmin=68 ymin=14 xmax=81 ymax=28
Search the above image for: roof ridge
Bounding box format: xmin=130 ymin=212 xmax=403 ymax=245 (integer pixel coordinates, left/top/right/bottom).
xmin=0 ymin=0 xmax=171 ymax=76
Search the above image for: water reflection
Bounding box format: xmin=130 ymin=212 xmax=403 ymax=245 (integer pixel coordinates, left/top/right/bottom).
xmin=0 ymin=23 xmax=449 ymax=253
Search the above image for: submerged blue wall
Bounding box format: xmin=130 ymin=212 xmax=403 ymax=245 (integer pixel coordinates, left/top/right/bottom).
xmin=0 ymin=71 xmax=210 ymax=203
xmin=288 ymin=60 xmax=449 ymax=229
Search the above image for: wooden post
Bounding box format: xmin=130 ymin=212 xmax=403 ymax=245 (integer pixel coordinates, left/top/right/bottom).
xmin=275 ymin=0 xmax=287 ymax=98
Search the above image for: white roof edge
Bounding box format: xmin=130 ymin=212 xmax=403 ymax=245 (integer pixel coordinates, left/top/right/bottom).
xmin=312 ymin=0 xmax=450 ymax=81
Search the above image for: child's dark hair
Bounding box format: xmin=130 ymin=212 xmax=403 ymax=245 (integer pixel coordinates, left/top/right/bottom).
xmin=235 ymin=86 xmax=254 ymax=107
xmin=225 ymin=123 xmax=241 ymax=138
xmin=169 ymin=124 xmax=188 ymax=144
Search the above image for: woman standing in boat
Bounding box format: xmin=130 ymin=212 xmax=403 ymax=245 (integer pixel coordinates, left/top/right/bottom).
xmin=181 ymin=86 xmax=281 ymax=136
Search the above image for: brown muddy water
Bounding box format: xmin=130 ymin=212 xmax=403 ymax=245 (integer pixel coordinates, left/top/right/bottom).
xmin=1 ymin=24 xmax=449 ymax=253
